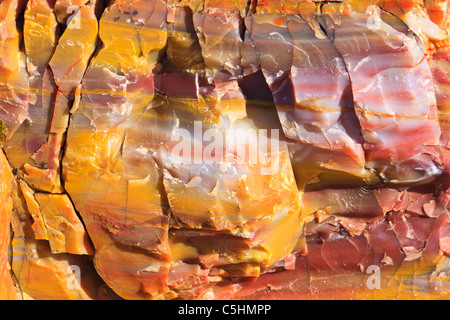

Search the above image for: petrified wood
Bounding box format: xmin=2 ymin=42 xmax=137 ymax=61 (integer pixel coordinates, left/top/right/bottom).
xmin=0 ymin=0 xmax=449 ymax=300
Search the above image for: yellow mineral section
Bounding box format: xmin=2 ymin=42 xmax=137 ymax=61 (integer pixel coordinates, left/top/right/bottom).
xmin=0 ymin=149 xmax=17 ymax=299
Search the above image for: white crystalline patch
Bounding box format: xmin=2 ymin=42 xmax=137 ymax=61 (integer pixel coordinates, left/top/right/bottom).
xmin=185 ymin=176 xmax=202 ymax=188
xmin=269 ymin=31 xmax=281 ymax=38
xmin=138 ymin=262 xmax=162 ymax=274
xmin=365 ymin=5 xmax=382 ymax=31
xmin=363 ymin=130 xmax=380 ymax=144
xmin=111 ymin=101 xmax=132 ymax=116
xmin=27 ymin=62 xmax=38 ymax=73
xmin=135 ymin=146 xmax=148 ymax=155
xmin=353 ymin=56 xmax=372 ymax=72
xmin=405 ymin=11 xmax=447 ymax=42
xmin=29 ymin=93 xmax=37 ymax=105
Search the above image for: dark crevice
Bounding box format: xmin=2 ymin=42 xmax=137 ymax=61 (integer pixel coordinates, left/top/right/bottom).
xmin=239 ymin=0 xmax=254 ymax=40
xmin=239 ymin=14 xmax=246 ymax=42
xmin=248 ymin=0 xmax=257 ymax=15
xmin=153 ymin=156 xmax=174 ymax=227
xmin=59 ymin=0 xmax=109 ymax=241
xmin=317 ymin=4 xmax=332 ymax=40
xmin=59 ymin=0 xmax=107 ymax=186
xmin=378 ymin=6 xmax=426 ymax=51
xmin=59 ymin=175 xmax=96 ymax=251
xmin=316 ymin=8 xmax=372 ymax=183
xmin=15 ymin=3 xmax=26 ymax=50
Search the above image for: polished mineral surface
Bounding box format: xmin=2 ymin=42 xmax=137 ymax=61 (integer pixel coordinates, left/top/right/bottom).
xmin=0 ymin=0 xmax=449 ymax=299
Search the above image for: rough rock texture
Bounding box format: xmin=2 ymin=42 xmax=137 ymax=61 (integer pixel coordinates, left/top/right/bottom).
xmin=0 ymin=0 xmax=449 ymax=300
